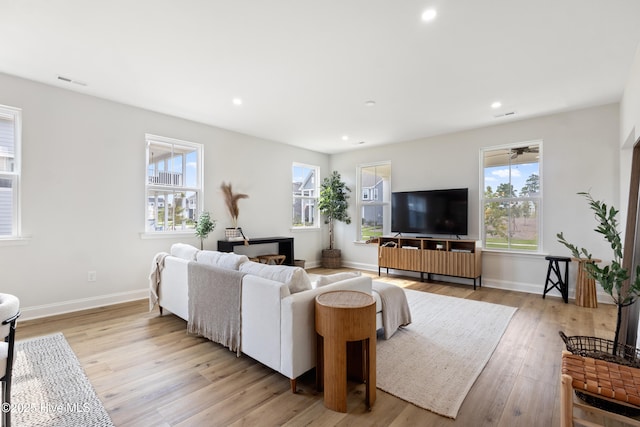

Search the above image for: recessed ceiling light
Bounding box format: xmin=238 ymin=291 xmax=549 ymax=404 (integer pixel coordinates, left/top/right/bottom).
xmin=421 ymin=9 xmax=437 ymax=22
xmin=232 ymin=97 xmax=243 ymax=106
xmin=491 ymin=101 xmax=502 ymax=109
xmin=365 ymin=100 xmax=376 ymax=107
xmin=342 ymin=135 xmax=349 ymax=141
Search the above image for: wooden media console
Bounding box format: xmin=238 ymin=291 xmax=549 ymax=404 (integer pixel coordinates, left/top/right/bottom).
xmin=377 ymin=236 xmax=482 ymax=289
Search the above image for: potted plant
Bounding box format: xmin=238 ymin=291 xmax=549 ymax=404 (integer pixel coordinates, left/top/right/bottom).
xmin=220 ymin=182 xmax=249 ymax=241
xmin=318 ymin=171 xmax=351 ymax=268
xmin=557 ymin=191 xmax=640 ymax=357
xmin=194 ymin=211 xmax=216 ymax=250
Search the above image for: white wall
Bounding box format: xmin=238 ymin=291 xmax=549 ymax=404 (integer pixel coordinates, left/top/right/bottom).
xmin=0 ymin=73 xmax=328 ymax=319
xmin=330 ymin=104 xmax=620 ymax=298
xmin=621 ymin=43 xmax=640 ymax=151
xmin=0 ymin=70 xmax=628 ymax=318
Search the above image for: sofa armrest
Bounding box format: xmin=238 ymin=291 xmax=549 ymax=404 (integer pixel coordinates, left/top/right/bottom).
xmin=158 ymin=256 xmax=191 ymax=320
xmin=241 ymin=275 xmax=290 ymax=373
xmin=279 ymin=275 xmax=373 ymax=379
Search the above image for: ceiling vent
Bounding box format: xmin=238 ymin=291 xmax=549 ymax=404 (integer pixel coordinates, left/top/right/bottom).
xmin=57 ymin=75 xmax=87 ymax=86
xmin=493 ymin=111 xmax=516 ymax=118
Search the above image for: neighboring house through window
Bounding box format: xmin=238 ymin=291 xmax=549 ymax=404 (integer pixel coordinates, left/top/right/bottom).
xmin=292 ymin=163 xmax=319 ymax=228
xmin=0 ymin=105 xmax=21 ymax=238
xmin=146 ymin=134 xmax=203 ymax=233
xmin=357 ymin=162 xmax=391 ymax=241
xmin=481 ymin=141 xmax=542 ymax=251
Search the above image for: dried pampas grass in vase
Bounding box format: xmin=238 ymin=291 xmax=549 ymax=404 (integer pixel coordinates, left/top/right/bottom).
xmin=220 ymin=182 xmax=249 ymax=242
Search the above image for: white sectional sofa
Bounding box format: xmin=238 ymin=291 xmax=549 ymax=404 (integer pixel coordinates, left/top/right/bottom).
xmin=152 ymin=243 xmax=379 ymax=392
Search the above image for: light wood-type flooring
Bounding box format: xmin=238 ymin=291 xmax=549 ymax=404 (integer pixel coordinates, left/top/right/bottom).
xmin=16 ymin=268 xmax=632 ymax=426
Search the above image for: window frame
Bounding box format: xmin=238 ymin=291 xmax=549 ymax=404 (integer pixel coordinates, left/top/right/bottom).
xmin=480 ymin=140 xmax=543 ymax=253
xmin=291 ymin=162 xmax=320 ymax=230
xmin=0 ymin=104 xmax=22 ymax=241
xmin=356 ymin=161 xmax=391 ymax=242
xmin=144 ymin=134 xmax=203 ymax=236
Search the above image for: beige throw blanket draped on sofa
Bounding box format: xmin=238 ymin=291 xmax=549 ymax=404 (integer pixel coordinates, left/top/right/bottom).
xmin=148 ymin=252 xmax=169 ymax=311
xmin=373 ymin=281 xmax=412 ymax=339
xmin=187 ymin=262 xmax=245 ymax=355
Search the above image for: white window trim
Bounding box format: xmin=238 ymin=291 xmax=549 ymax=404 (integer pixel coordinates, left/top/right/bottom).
xmin=291 ymin=162 xmax=320 ymax=230
xmin=479 ymin=140 xmax=543 ymax=253
xmin=356 ymin=161 xmax=391 ymax=243
xmin=142 ymin=133 xmax=204 ymax=238
xmin=0 ymin=105 xmax=22 ymax=240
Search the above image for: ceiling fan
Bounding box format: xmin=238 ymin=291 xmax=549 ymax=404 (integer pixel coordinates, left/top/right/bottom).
xmin=510 ymin=146 xmax=539 ymax=159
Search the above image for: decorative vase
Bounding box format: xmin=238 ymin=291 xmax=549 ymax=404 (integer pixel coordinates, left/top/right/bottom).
xmin=321 ymin=248 xmax=342 ymax=268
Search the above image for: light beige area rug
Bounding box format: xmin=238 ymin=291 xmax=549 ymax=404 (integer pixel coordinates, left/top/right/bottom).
xmin=12 ymin=333 xmax=114 ymax=427
xmin=376 ymin=289 xmax=517 ymax=419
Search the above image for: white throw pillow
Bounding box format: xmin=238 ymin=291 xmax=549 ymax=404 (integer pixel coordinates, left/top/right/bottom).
xmin=196 ymin=250 xmax=249 ymax=270
xmin=316 ymin=271 xmax=362 ymax=287
xmin=239 ymin=261 xmax=312 ymax=294
xmin=170 ymin=243 xmax=200 ymax=261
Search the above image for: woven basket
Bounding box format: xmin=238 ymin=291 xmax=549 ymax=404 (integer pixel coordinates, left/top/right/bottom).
xmin=559 ymin=331 xmax=640 ymax=368
xmin=321 ymin=249 xmax=342 ymax=269
xmin=560 ymin=330 xmax=640 ymax=416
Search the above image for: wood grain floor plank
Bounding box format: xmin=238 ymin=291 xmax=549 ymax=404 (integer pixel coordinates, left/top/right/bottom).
xmin=14 ymin=269 xmax=625 ymax=426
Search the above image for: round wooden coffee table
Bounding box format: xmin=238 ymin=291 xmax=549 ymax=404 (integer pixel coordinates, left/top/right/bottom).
xmin=315 ymin=290 xmax=376 ymax=412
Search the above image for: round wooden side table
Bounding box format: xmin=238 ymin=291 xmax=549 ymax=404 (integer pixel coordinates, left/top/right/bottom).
xmin=315 ymin=290 xmax=376 ymax=412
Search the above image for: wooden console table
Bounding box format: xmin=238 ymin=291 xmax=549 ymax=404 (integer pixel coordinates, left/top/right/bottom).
xmin=315 ymin=291 xmax=376 ymax=412
xmin=218 ymin=236 xmax=294 ymax=266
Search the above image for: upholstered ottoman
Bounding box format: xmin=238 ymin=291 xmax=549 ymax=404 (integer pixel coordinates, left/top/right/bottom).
xmin=371 ymin=281 xmax=412 ymax=339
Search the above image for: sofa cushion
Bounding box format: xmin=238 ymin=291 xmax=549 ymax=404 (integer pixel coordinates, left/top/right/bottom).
xmin=170 ymin=243 xmax=200 ymax=261
xmin=316 ymin=271 xmax=362 ymax=287
xmin=196 ymin=250 xmax=249 ymax=270
xmin=239 ymin=261 xmax=312 ymax=294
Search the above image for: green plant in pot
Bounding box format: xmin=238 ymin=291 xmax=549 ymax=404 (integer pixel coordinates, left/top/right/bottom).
xmin=557 ymin=191 xmax=640 ymax=356
xmin=318 ymin=171 xmax=351 ymax=268
xmin=194 ymin=211 xmax=216 ymax=250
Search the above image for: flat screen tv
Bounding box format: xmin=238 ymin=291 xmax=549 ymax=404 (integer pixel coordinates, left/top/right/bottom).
xmin=391 ymin=188 xmax=468 ymax=236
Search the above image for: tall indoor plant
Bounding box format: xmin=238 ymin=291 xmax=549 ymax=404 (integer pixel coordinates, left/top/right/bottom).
xmin=318 ymin=171 xmax=351 ymax=268
xmin=194 ymin=211 xmax=216 ymax=250
xmin=557 ymin=192 xmax=640 ymax=354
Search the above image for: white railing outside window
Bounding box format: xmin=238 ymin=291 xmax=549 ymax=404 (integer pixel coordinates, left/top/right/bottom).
xmin=145 ymin=134 xmax=203 ymax=234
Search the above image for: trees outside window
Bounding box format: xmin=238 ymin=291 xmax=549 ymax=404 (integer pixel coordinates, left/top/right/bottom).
xmin=145 ymin=134 xmax=203 ymax=233
xmin=481 ymin=142 xmax=542 ymax=252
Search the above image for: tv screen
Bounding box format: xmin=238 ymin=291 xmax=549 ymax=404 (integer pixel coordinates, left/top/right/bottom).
xmin=391 ymin=188 xmax=468 ymax=236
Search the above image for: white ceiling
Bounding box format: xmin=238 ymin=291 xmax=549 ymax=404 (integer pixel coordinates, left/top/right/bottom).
xmin=1 ymin=1 xmax=640 ymax=154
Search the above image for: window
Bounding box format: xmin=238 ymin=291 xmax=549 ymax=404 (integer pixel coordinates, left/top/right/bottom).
xmin=357 ymin=162 xmax=391 ymax=241
xmin=481 ymin=142 xmax=542 ymax=252
xmin=145 ymin=134 xmax=203 ymax=233
xmin=292 ymin=163 xmax=319 ymax=228
xmin=0 ymin=105 xmax=21 ymax=238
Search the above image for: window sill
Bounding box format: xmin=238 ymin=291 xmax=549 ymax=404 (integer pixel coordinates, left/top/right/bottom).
xmin=0 ymin=236 xmax=31 ymax=246
xmin=482 ymin=248 xmax=547 ymax=258
xmin=290 ymin=226 xmax=320 ymax=232
xmin=139 ymin=231 xmax=197 ymax=240
xmin=353 ymin=240 xmax=378 ymax=245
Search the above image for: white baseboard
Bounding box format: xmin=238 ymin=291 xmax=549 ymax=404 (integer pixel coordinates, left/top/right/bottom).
xmin=19 ymin=289 xmax=148 ymax=321
xmin=342 ymin=261 xmax=613 ymax=304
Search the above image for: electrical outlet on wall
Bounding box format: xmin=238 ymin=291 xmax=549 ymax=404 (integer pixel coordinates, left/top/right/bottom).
xmin=87 ymin=271 xmax=97 ymax=282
